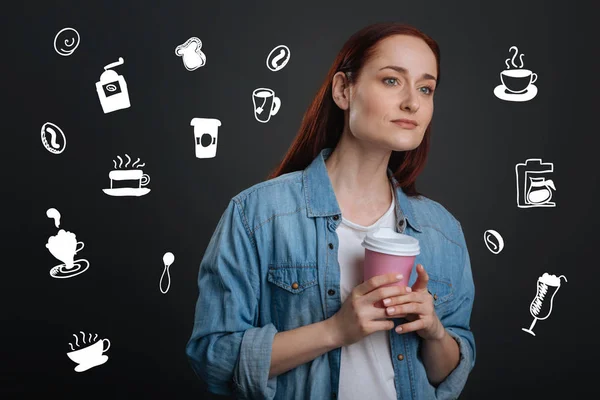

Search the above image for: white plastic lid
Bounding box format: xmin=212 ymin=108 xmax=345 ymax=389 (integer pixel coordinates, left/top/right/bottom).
xmin=361 ymin=227 xmax=420 ymax=256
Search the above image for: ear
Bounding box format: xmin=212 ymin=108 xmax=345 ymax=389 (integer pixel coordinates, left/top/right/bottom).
xmin=331 ymin=71 xmax=350 ymax=110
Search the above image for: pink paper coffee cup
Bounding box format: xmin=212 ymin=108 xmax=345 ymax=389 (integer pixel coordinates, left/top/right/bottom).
xmin=361 ymin=227 xmax=420 ymax=288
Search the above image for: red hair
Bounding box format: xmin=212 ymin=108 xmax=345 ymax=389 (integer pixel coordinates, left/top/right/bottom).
xmin=266 ymin=22 xmax=441 ymax=197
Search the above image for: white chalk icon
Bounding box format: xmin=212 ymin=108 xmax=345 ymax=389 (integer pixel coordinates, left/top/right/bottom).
xmin=102 ymin=154 xmax=151 ymax=197
xmin=493 ymin=45 xmax=538 ymax=102
xmin=46 ymin=207 xmax=61 ymax=228
xmin=190 ymin=118 xmax=221 ymax=158
xmin=54 ymin=27 xmax=80 ymax=56
xmin=160 ymin=252 xmax=175 ymax=294
xmin=266 ymin=45 xmax=291 ymax=71
xmin=96 ymin=57 xmax=131 ymax=113
xmin=522 ymin=273 xmax=567 ymax=336
xmin=252 ymin=88 xmax=281 ymax=123
xmin=483 ymin=229 xmax=504 ymax=254
xmin=41 ymin=122 xmax=66 ymax=154
xmin=516 ymin=158 xmax=556 ymax=208
xmin=46 ymin=207 xmax=90 ymax=279
xmin=67 ymin=331 xmax=110 ymax=372
xmin=175 ymin=37 xmax=206 ymax=71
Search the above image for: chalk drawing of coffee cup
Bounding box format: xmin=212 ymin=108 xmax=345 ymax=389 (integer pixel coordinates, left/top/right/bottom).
xmin=47 ymin=229 xmax=90 ymax=279
xmin=494 ymin=45 xmax=538 ymax=102
xmin=252 ymin=88 xmax=281 ymax=123
xmin=103 ymin=154 xmax=151 ymax=197
xmin=67 ymin=331 xmax=110 ymax=372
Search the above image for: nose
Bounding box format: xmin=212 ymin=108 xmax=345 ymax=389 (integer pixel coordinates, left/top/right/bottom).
xmin=399 ymin=88 xmax=420 ymax=113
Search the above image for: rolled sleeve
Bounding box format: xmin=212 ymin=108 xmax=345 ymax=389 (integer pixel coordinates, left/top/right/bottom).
xmin=434 ymin=221 xmax=476 ymax=399
xmin=185 ymin=198 xmax=278 ymax=399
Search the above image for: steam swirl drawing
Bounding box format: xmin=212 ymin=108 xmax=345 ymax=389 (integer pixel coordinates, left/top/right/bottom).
xmin=102 ymin=154 xmax=151 ymax=197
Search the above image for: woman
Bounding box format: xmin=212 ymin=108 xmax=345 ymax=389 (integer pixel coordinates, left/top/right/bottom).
xmin=186 ymin=22 xmax=476 ymax=400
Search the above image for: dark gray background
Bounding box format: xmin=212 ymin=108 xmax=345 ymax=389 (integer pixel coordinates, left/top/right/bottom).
xmin=5 ymin=0 xmax=599 ymax=398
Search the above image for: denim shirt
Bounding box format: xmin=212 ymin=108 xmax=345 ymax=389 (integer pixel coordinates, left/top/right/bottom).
xmin=186 ymin=147 xmax=476 ymax=400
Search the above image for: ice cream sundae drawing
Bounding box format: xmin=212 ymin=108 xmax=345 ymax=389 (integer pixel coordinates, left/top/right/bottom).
xmin=45 ymin=208 xmax=90 ymax=279
xmin=67 ymin=331 xmax=110 ymax=372
xmin=522 ymin=272 xmax=567 ymax=336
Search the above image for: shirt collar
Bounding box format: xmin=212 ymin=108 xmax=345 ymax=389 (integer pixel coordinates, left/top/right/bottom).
xmin=302 ymin=147 xmax=422 ymax=233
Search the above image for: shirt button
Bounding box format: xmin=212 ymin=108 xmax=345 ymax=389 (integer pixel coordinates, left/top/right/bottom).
xmin=292 ymin=282 xmax=299 ymax=290
xmin=328 ymin=289 xmax=335 ymax=296
xmin=398 ymin=219 xmax=405 ymax=226
xmin=433 ymin=294 xmax=438 ymax=301
xmin=328 ymin=243 xmax=334 ymax=249
xmin=397 ymin=354 xmax=404 ymax=361
xmin=333 ymin=215 xmax=339 ymax=220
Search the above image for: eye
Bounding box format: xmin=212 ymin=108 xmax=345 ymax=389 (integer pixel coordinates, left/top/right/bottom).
xmin=383 ymin=77 xmax=400 ymax=86
xmin=420 ymin=86 xmax=435 ymax=95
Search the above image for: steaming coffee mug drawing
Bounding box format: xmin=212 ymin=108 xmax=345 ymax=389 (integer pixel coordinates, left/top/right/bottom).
xmin=160 ymin=252 xmax=175 ymax=294
xmin=67 ymin=331 xmax=110 ymax=372
xmin=522 ymin=273 xmax=567 ymax=336
xmin=516 ymin=158 xmax=556 ymax=208
xmin=494 ymin=45 xmax=538 ymax=102
xmin=483 ymin=229 xmax=504 ymax=254
xmin=46 ymin=208 xmax=90 ymax=279
xmin=266 ymin=44 xmax=291 ymax=71
xmin=252 ymin=88 xmax=281 ymax=123
xmin=175 ymin=37 xmax=206 ymax=71
xmin=41 ymin=122 xmax=66 ymax=154
xmin=103 ymin=154 xmax=151 ymax=197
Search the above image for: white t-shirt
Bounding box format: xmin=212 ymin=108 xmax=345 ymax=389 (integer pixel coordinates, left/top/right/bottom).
xmin=338 ymin=183 xmax=397 ymax=400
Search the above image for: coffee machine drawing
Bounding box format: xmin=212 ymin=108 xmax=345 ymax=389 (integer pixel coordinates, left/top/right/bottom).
xmin=96 ymin=57 xmax=131 ymax=114
xmin=515 ymin=158 xmax=556 ymax=208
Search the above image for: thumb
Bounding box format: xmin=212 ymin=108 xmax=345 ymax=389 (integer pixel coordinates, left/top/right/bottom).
xmin=411 ymin=264 xmax=429 ymax=292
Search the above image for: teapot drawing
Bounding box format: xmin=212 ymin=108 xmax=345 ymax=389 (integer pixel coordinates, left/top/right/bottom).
xmin=175 ymin=37 xmax=206 ymax=71
xmin=527 ymin=177 xmax=556 ymax=204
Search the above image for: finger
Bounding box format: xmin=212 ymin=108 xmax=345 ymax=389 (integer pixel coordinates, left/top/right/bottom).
xmin=366 ymin=284 xmax=411 ymax=308
xmin=379 ymin=286 xmax=413 ymax=308
xmin=385 ymin=301 xmax=424 ymax=317
xmin=354 ymin=272 xmax=403 ymax=297
xmin=394 ymin=318 xmax=427 ymax=334
xmin=383 ymin=291 xmax=429 ymax=307
xmin=410 ymin=264 xmax=429 ymax=292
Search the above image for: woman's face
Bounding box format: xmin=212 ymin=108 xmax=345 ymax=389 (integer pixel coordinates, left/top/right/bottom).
xmin=333 ymin=34 xmax=438 ymax=151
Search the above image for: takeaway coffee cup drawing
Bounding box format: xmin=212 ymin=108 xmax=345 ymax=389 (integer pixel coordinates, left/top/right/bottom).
xmin=67 ymin=331 xmax=110 ymax=372
xmin=252 ymin=88 xmax=281 ymax=123
xmin=361 ymin=227 xmax=420 ymax=288
xmin=103 ymin=154 xmax=151 ymax=197
xmin=191 ymin=117 xmax=221 ymax=158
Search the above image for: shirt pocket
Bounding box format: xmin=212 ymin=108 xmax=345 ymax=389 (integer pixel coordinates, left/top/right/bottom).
xmin=427 ymin=272 xmax=454 ymax=315
xmin=267 ymin=264 xmax=321 ymax=331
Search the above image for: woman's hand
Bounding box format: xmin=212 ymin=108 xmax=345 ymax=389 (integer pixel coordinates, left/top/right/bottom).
xmin=328 ymin=273 xmax=412 ymax=348
xmin=382 ymin=264 xmax=445 ymax=341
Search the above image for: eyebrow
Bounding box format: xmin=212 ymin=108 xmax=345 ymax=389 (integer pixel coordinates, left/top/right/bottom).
xmin=379 ymin=65 xmax=437 ymax=82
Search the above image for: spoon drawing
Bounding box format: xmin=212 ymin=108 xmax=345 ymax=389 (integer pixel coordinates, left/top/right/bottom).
xmin=160 ymin=252 xmax=175 ymax=294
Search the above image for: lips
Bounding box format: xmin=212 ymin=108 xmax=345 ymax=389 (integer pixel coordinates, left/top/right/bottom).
xmin=392 ymin=119 xmax=417 ymax=129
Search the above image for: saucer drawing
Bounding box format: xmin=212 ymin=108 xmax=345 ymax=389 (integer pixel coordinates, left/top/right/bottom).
xmin=49 ymin=259 xmax=90 ymax=279
xmin=102 ymin=188 xmax=151 ymax=197
xmin=74 ymin=355 xmax=108 ymax=372
xmin=494 ymin=84 xmax=537 ymax=102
